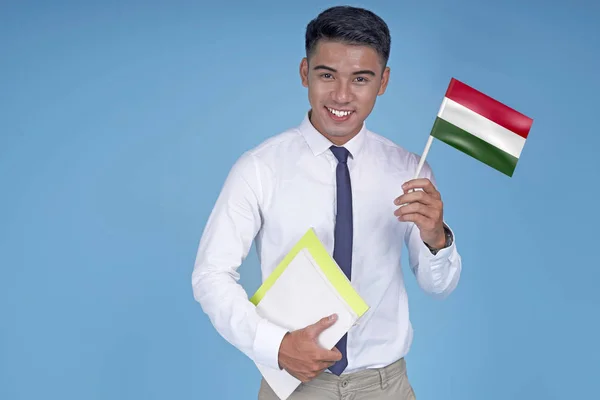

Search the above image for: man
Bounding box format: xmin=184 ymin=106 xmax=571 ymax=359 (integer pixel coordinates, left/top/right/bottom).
xmin=192 ymin=5 xmax=462 ymax=399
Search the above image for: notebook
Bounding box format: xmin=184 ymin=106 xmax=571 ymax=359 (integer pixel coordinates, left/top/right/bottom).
xmin=249 ymin=228 xmax=369 ymax=400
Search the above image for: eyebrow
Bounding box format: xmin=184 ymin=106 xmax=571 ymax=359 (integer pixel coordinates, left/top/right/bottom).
xmin=313 ymin=65 xmax=376 ymax=76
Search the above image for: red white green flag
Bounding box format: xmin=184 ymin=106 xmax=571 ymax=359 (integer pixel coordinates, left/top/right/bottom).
xmin=429 ymin=78 xmax=533 ymax=177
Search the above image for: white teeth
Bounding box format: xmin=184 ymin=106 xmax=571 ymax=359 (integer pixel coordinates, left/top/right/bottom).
xmin=327 ymin=107 xmax=353 ymax=117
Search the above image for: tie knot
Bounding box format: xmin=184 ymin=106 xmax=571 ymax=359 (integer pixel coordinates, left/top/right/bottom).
xmin=330 ymin=146 xmax=350 ymax=163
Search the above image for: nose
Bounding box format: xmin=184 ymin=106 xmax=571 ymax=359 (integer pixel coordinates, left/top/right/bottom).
xmin=332 ymin=80 xmax=352 ymax=104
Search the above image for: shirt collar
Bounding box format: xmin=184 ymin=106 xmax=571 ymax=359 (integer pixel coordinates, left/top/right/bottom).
xmin=298 ymin=111 xmax=367 ymax=159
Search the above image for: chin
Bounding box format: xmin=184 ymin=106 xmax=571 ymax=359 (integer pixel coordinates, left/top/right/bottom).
xmin=325 ymin=127 xmax=355 ymax=138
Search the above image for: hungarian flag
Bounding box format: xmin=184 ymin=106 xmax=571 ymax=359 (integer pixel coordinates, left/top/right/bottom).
xmin=430 ymin=78 xmax=533 ymax=177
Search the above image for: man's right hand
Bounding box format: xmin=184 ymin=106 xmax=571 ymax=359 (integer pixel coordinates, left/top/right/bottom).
xmin=277 ymin=314 xmax=343 ymax=382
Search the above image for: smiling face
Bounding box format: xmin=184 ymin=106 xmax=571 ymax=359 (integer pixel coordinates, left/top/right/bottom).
xmin=300 ymin=40 xmax=390 ymax=145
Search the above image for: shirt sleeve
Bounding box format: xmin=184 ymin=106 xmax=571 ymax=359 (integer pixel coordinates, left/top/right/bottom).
xmin=191 ymin=151 xmax=288 ymax=369
xmin=403 ymin=160 xmax=462 ymax=297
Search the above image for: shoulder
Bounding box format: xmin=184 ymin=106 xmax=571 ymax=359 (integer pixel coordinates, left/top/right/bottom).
xmin=229 ymin=126 xmax=304 ymax=176
xmin=246 ymin=127 xmax=304 ymax=161
xmin=365 ymin=129 xmax=434 ymax=178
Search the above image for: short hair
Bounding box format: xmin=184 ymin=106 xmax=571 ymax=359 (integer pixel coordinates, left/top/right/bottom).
xmin=305 ymin=6 xmax=391 ymax=67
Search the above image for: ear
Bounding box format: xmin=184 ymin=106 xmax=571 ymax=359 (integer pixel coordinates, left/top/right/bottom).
xmin=378 ymin=66 xmax=391 ymax=96
xmin=300 ymin=58 xmax=309 ymax=87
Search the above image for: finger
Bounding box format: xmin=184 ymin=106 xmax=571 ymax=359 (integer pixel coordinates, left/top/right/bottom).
xmin=316 ymin=360 xmax=336 ymax=370
xmin=396 ymin=200 xmax=442 ymax=220
xmin=394 ymin=190 xmax=436 ymax=208
xmin=398 ymin=213 xmax=437 ymax=231
xmin=330 ymin=346 xmax=342 ymax=361
xmin=395 ymin=202 xmax=439 ymax=220
xmin=401 ymin=178 xmax=440 ymax=198
xmin=317 ymin=347 xmax=343 ymax=363
xmin=303 ymin=366 xmax=327 ymax=382
xmin=308 ymin=314 xmax=337 ymax=337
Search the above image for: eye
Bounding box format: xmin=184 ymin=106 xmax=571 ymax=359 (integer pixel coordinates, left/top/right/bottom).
xmin=355 ymin=76 xmax=369 ymax=83
xmin=321 ymin=73 xmax=333 ymax=79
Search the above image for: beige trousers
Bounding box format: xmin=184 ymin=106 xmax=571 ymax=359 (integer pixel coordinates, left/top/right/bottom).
xmin=258 ymin=358 xmax=416 ymax=400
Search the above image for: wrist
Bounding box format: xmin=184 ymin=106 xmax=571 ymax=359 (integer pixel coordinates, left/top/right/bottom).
xmin=424 ymin=225 xmax=452 ymax=254
xmin=427 ymin=230 xmax=446 ymax=249
xmin=278 ymin=332 xmax=291 ymax=370
xmin=431 ymin=234 xmax=446 ymax=249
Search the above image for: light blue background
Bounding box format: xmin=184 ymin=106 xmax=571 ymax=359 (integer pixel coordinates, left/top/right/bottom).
xmin=1 ymin=1 xmax=599 ymax=399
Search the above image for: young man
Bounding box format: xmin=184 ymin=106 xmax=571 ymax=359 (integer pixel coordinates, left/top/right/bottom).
xmin=192 ymin=6 xmax=462 ymax=399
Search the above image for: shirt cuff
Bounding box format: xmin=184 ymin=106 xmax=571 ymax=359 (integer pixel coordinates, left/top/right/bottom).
xmin=252 ymin=318 xmax=289 ymax=370
xmin=421 ymin=223 xmax=457 ymax=262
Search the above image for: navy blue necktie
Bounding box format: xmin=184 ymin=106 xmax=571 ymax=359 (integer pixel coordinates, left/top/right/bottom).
xmin=329 ymin=146 xmax=353 ymax=376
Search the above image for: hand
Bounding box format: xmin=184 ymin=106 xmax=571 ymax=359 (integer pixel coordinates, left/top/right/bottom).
xmin=394 ymin=178 xmax=446 ymax=249
xmin=278 ymin=314 xmax=343 ymax=382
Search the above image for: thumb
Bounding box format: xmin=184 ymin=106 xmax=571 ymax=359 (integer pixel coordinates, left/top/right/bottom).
xmin=309 ymin=314 xmax=338 ymax=337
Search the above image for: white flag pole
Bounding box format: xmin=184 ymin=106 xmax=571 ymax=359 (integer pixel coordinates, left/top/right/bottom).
xmin=413 ymin=134 xmax=434 ymax=180
xmin=413 ymin=92 xmax=447 ymax=181
xmin=400 ymin=134 xmax=435 ymax=204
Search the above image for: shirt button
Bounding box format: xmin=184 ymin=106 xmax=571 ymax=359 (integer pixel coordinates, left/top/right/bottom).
xmin=341 ymin=380 xmax=348 ymax=388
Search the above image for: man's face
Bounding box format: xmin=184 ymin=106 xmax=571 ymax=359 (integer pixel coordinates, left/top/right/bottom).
xmin=300 ymin=40 xmax=390 ymax=144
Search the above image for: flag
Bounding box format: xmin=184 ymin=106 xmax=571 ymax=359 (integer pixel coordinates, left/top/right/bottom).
xmin=430 ymin=78 xmax=533 ymax=177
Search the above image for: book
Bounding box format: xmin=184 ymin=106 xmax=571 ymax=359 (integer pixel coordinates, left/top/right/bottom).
xmin=249 ymin=228 xmax=370 ymax=400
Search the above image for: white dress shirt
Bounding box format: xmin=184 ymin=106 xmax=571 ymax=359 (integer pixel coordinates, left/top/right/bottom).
xmin=192 ymin=113 xmax=462 ymax=374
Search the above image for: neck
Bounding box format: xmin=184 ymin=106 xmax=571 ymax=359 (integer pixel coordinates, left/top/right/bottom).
xmin=326 ymin=133 xmax=356 ymax=146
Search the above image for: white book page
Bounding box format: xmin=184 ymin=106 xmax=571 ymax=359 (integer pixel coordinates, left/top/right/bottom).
xmin=256 ymin=248 xmax=357 ymax=346
xmin=254 ymin=248 xmax=359 ymax=399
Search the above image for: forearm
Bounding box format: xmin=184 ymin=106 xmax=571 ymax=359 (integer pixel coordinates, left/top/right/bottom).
xmin=192 ymin=258 xmax=288 ymax=369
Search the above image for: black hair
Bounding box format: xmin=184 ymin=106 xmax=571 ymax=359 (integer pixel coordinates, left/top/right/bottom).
xmin=305 ymin=6 xmax=391 ymax=67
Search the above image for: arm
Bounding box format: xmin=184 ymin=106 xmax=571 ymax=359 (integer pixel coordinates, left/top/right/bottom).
xmin=397 ymin=161 xmax=462 ymax=297
xmin=191 ymin=152 xmax=288 ymax=369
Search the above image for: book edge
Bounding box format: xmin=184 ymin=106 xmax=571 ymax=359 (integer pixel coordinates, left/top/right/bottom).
xmin=250 ymin=228 xmax=369 ymax=318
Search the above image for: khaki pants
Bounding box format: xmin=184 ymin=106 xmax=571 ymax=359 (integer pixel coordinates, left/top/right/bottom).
xmin=258 ymin=358 xmax=416 ymax=400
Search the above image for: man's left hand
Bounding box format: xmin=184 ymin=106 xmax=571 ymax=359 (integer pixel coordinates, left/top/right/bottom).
xmin=394 ymin=178 xmax=446 ymax=249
